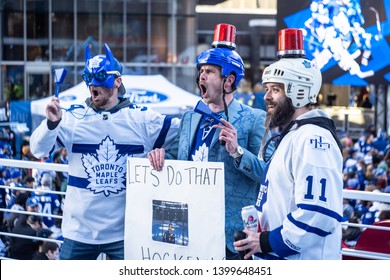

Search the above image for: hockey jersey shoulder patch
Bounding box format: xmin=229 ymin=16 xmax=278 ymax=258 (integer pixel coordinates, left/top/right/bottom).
xmin=299 ymin=128 xmax=342 ymax=168
xmin=307 ymin=134 xmax=332 ymax=151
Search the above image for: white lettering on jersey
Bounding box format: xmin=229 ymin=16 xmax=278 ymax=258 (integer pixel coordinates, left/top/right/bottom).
xmin=82 ymin=136 xmax=127 ymax=196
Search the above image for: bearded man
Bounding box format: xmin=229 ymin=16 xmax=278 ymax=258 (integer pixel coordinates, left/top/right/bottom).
xmin=234 ymin=31 xmax=344 ymax=260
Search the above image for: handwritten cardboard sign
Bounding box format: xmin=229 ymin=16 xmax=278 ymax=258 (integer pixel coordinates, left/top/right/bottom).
xmin=125 ymin=158 xmax=225 ymax=260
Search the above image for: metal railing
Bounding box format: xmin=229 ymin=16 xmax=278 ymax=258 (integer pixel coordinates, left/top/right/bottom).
xmin=341 ymin=189 xmax=390 ymax=260
xmin=0 ymin=158 xmax=389 ymax=260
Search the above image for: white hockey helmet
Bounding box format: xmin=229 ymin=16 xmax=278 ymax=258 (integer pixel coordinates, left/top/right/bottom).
xmin=262 ymin=58 xmax=322 ymax=108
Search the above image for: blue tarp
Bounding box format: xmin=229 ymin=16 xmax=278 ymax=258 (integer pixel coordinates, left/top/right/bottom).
xmin=10 ymin=101 xmax=32 ymax=134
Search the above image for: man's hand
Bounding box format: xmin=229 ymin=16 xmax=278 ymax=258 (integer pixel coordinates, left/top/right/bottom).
xmin=213 ymin=119 xmax=239 ymax=155
xmin=46 ymin=97 xmax=62 ymax=122
xmin=233 ymin=229 xmax=262 ymax=259
xmin=147 ymin=148 xmax=166 ymax=171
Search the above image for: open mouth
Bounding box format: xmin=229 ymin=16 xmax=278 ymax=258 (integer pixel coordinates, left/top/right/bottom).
xmin=200 ymin=84 xmax=207 ymax=95
xmin=266 ymin=102 xmax=276 ymax=111
xmin=92 ymin=89 xmax=99 ymax=97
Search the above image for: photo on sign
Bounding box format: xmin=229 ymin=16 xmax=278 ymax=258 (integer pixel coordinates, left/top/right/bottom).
xmin=151 ymin=200 xmax=189 ymax=246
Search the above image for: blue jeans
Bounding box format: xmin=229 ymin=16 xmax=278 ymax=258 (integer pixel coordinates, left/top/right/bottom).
xmin=59 ymin=238 xmax=124 ymax=260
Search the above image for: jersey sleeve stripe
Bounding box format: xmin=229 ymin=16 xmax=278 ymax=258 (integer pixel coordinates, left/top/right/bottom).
xmin=287 ymin=213 xmax=331 ymax=237
xmin=153 ymin=116 xmax=172 ymax=149
xmin=297 ymin=203 xmax=343 ymax=222
xmin=269 ymin=226 xmax=299 ymax=258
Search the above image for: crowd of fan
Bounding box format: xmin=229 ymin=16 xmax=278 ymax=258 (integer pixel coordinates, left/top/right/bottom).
xmin=340 ymin=125 xmax=390 ymax=248
xmin=0 ymin=128 xmax=67 ymax=259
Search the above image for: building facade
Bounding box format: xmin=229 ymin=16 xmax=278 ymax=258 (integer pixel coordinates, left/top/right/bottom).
xmin=1 ymin=0 xmax=277 ymax=102
xmin=1 ymin=0 xmax=201 ymax=101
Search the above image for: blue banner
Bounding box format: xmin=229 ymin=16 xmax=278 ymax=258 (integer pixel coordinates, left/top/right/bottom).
xmin=277 ymin=0 xmax=390 ymax=85
xmin=10 ymin=101 xmax=32 ymax=131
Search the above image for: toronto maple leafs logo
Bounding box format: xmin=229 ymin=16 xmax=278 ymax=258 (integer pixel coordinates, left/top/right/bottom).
xmin=88 ymin=56 xmax=104 ymax=69
xmin=82 ymin=136 xmax=127 ymax=196
xmin=191 ymin=143 xmax=209 ymax=162
xmin=302 ymin=59 xmax=312 ymax=68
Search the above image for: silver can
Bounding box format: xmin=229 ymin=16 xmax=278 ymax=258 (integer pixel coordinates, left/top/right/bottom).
xmin=241 ymin=205 xmax=259 ymax=232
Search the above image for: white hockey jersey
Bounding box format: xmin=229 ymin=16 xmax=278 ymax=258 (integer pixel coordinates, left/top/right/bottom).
xmin=255 ymin=109 xmax=343 ymax=259
xmin=30 ymin=99 xmax=180 ymax=244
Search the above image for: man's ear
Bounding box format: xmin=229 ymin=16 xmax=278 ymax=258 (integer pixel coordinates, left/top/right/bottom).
xmin=224 ymin=74 xmax=236 ymax=91
xmin=114 ymin=77 xmax=122 ymax=89
xmin=226 ymin=74 xmax=235 ymax=86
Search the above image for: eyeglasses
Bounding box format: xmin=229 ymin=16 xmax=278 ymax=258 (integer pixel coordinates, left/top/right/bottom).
xmin=82 ymin=70 xmax=120 ymax=83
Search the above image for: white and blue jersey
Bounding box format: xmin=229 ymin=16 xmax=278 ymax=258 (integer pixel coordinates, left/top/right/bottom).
xmin=31 ymin=188 xmax=61 ymax=228
xmin=30 ymin=98 xmax=179 ymax=244
xmin=256 ymin=109 xmax=343 ymax=259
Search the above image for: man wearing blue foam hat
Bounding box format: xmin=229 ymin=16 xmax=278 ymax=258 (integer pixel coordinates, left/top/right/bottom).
xmin=30 ymin=43 xmax=180 ymax=260
xmin=148 ymin=24 xmax=273 ymax=259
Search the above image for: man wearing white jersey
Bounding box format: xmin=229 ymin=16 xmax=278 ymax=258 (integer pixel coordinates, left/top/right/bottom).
xmin=234 ymin=34 xmax=343 ymax=259
xmin=30 ymin=43 xmax=179 ymax=260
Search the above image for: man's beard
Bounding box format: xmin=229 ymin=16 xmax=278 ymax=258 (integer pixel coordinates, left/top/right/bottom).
xmin=91 ymin=86 xmax=115 ymax=109
xmin=265 ymin=97 xmax=296 ymax=130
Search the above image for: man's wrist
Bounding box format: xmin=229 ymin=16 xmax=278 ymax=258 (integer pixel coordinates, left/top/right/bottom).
xmin=47 ymin=118 xmax=61 ymax=130
xmin=259 ymin=231 xmax=272 ymax=253
xmin=230 ymin=145 xmax=244 ymax=159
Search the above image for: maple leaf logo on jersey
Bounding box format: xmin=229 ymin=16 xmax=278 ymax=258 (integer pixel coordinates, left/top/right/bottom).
xmin=82 ymin=136 xmax=127 ymax=196
xmin=192 ymin=143 xmax=208 ymax=162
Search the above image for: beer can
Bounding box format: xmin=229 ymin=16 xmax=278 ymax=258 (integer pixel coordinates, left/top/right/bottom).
xmin=241 ymin=205 xmax=260 ymax=232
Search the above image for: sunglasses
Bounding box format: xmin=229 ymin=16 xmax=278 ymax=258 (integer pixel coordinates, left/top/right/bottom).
xmin=82 ymin=70 xmax=120 ymax=83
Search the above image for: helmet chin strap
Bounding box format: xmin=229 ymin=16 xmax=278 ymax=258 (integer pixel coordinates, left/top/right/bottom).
xmin=219 ymin=78 xmax=231 ymax=147
xmin=222 ymin=77 xmax=235 ymax=122
xmin=222 ymin=92 xmax=229 ymax=122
